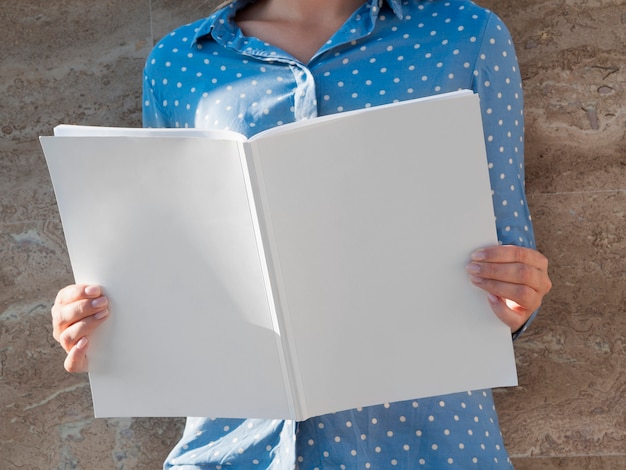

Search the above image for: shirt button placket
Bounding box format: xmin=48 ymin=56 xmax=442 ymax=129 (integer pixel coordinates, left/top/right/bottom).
xmin=290 ymin=63 xmax=319 ymax=121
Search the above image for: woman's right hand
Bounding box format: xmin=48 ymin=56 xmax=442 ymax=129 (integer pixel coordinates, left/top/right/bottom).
xmin=51 ymin=284 xmax=109 ymax=373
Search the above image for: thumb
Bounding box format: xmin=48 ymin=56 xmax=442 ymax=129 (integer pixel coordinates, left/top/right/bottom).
xmin=64 ymin=337 xmax=89 ymax=373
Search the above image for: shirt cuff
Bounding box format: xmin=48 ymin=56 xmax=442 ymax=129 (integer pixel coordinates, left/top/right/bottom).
xmin=512 ymin=308 xmax=540 ymax=341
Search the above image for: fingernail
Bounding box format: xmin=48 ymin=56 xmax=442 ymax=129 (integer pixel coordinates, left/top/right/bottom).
xmin=469 ymin=275 xmax=483 ymax=284
xmin=94 ymin=309 xmax=109 ymax=320
xmin=91 ymin=297 xmax=107 ymax=308
xmin=471 ymin=250 xmax=486 ymax=261
xmin=84 ymin=285 xmax=100 ymax=296
xmin=76 ymin=337 xmax=88 ymax=350
xmin=487 ymin=293 xmax=499 ymax=304
xmin=465 ymin=263 xmax=480 ymax=274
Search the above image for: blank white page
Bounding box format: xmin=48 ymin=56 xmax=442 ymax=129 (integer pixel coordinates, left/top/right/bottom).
xmin=247 ymin=92 xmax=517 ymax=419
xmin=42 ymin=135 xmax=290 ymax=418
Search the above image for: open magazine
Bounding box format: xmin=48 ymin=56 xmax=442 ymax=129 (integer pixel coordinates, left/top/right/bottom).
xmin=40 ymin=90 xmax=517 ymax=420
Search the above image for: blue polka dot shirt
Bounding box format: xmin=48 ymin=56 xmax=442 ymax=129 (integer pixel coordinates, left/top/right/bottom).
xmin=144 ymin=0 xmax=537 ymax=468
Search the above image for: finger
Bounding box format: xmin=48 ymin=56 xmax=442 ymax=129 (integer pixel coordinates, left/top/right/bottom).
xmin=55 ymin=284 xmax=102 ymax=306
xmin=53 ymin=297 xmax=108 ymax=342
xmin=487 ymin=294 xmax=529 ymax=332
xmin=52 ymin=290 xmax=108 ymax=342
xmin=466 ymin=260 xmax=547 ymax=293
xmin=64 ymin=337 xmax=89 ymax=373
xmin=471 ymin=246 xmax=549 ymax=272
xmin=470 ymin=275 xmax=542 ymax=314
xmin=57 ymin=309 xmax=109 ymax=353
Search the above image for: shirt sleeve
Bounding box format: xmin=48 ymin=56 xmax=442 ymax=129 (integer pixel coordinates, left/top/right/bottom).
xmin=471 ymin=13 xmax=539 ymax=339
xmin=142 ymin=58 xmax=168 ymax=128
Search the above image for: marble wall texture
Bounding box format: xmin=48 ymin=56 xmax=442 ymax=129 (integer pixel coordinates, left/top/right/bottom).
xmin=1 ymin=0 xmax=624 ymax=468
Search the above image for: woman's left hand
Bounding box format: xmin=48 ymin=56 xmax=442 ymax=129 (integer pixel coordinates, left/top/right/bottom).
xmin=466 ymin=245 xmax=552 ymax=332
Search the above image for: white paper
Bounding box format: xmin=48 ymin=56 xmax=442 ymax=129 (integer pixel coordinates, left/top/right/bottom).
xmin=40 ymin=90 xmax=517 ymax=420
xmin=247 ymin=93 xmax=515 ymax=418
xmin=42 ymin=136 xmax=292 ymax=418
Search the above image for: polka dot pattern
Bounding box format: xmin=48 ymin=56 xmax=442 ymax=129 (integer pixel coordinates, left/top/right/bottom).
xmin=153 ymin=0 xmax=532 ymax=468
xmin=296 ymin=393 xmax=509 ymax=468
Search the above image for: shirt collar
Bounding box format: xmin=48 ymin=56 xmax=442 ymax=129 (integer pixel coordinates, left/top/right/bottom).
xmin=192 ymin=0 xmax=404 ymax=44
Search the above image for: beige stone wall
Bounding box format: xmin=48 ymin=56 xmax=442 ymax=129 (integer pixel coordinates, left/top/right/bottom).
xmin=1 ymin=0 xmax=623 ymax=468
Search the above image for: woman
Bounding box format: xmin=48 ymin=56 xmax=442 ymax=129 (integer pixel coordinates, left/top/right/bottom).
xmin=52 ymin=0 xmax=551 ymax=467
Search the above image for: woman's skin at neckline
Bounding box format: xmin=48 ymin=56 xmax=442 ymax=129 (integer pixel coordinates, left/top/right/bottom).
xmin=236 ymin=0 xmax=368 ymax=63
